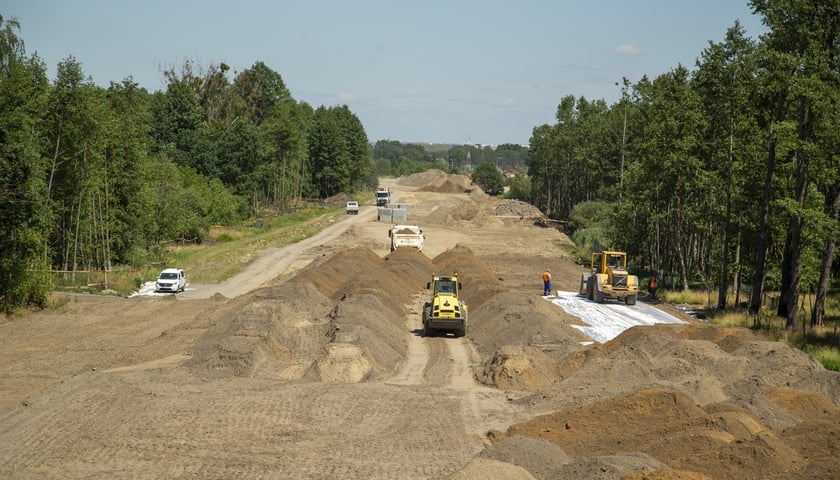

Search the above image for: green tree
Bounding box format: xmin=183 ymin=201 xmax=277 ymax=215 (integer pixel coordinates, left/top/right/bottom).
xmin=472 ymin=161 xmax=503 ymax=195
xmin=309 ymin=107 xmax=351 ymax=197
xmin=332 ymin=105 xmax=372 ymax=191
xmin=309 ymin=105 xmax=371 ymax=197
xmin=0 ymin=15 xmax=51 ymax=312
xmin=527 ymin=95 xmax=618 ymax=222
xmin=693 ymin=22 xmax=760 ymax=309
xmin=493 ymin=143 xmax=529 ymax=171
xmin=104 ymin=79 xmax=155 ymax=264
xmin=616 ymin=67 xmax=709 ymax=289
xmin=569 ymin=201 xmax=612 ymax=251
xmin=217 ymin=118 xmax=259 ymax=192
xmin=44 ymin=57 xmax=113 ymax=273
xmin=508 ymin=174 xmax=531 ymax=202
xmin=749 ymin=0 xmax=840 ymax=328
xmin=256 ymin=100 xmax=313 ymax=208
xmin=150 ymin=79 xmax=216 ymax=175
xmin=229 ymin=61 xmax=291 ymax=125
xmin=527 ymin=123 xmax=559 ymax=217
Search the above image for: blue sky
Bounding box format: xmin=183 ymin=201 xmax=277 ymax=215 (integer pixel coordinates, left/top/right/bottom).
xmin=5 ymin=0 xmax=766 ymax=146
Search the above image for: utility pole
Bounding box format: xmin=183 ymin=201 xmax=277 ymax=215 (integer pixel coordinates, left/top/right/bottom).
xmin=465 ymin=134 xmax=472 ymax=173
xmin=617 ymin=77 xmax=630 ymax=204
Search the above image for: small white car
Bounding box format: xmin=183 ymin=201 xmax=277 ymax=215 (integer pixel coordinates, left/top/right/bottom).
xmin=155 ymin=268 xmax=186 ymax=293
xmin=345 ymin=201 xmax=359 ymax=215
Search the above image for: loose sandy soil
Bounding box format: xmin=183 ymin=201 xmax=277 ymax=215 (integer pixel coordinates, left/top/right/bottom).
xmin=1 ymin=171 xmax=839 ymax=479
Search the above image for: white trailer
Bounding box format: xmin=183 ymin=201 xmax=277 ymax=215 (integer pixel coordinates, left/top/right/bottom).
xmin=388 ymin=225 xmax=424 ymax=252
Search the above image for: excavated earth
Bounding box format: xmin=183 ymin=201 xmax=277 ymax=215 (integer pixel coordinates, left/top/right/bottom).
xmin=1 ymin=170 xmax=839 ymax=480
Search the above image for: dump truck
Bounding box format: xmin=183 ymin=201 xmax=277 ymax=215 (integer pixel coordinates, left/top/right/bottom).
xmin=579 ymin=251 xmax=639 ymax=305
xmin=376 ymin=187 xmax=390 ymax=206
xmin=422 ymin=272 xmax=467 ymax=337
xmin=388 ymin=224 xmax=424 ymax=252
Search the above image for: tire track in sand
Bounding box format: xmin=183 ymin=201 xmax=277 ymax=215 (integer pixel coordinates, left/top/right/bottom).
xmin=387 ymin=293 xmax=525 ymax=440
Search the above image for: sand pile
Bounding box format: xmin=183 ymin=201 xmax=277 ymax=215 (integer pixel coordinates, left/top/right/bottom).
xmin=465 ymin=322 xmax=840 ymax=479
xmin=311 ymin=291 xmax=408 ymax=382
xmin=502 ymin=388 xmax=807 ymax=480
xmin=400 ymin=169 xmax=474 ymax=194
xmin=295 ymin=247 xmax=433 ymax=382
xmin=400 ymin=191 xmax=490 ymax=229
xmin=476 ymin=345 xmax=561 ymax=391
xmin=324 ymin=191 xmax=353 ymax=206
xmin=431 ymin=245 xmax=504 ymax=310
xmin=471 ymin=291 xmax=586 ymax=362
xmin=185 ymin=246 xmax=459 ymax=384
xmin=398 ymin=169 xmax=450 ymax=188
xmin=546 ymin=324 xmax=840 ymax=419
xmin=490 ymin=200 xmax=546 ymax=219
xmin=185 ymin=281 xmax=334 ymax=380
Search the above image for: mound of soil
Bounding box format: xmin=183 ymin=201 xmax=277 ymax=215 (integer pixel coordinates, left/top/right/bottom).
xmin=324 ymin=192 xmax=353 ymax=206
xmin=312 ymin=292 xmax=407 ymax=382
xmin=185 ymin=282 xmax=334 ymax=380
xmin=470 ymin=291 xmax=587 ymax=363
xmin=186 ymin=245 xmax=506 ymax=384
xmin=478 ymin=435 xmax=572 ymax=477
xmin=448 ymin=458 xmax=537 ymax=480
xmin=477 ymin=321 xmax=840 ymax=479
xmin=400 ymin=170 xmax=473 ymax=193
xmin=503 ymin=388 xmax=805 ymax=480
xmin=477 ymin=345 xmax=561 ymax=391
xmin=490 ymin=200 xmax=546 ymax=219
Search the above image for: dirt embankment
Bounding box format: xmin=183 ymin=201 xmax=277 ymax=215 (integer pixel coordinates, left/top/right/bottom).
xmin=1 ymin=170 xmax=838 ymax=480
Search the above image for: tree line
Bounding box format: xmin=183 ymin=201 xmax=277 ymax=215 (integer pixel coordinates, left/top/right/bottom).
xmin=371 ymin=140 xmax=529 ymax=178
xmin=0 ymin=14 xmax=372 ymax=313
xmin=526 ymin=0 xmax=839 ymax=330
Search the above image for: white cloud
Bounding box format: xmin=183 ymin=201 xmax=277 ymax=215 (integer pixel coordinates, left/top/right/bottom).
xmin=337 ymin=92 xmax=356 ymax=102
xmin=500 ymin=98 xmax=515 ymax=106
xmin=615 ymin=43 xmax=642 ymax=56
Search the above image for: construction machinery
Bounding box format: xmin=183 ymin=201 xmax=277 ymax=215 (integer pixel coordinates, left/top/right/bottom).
xmin=376 ymin=187 xmax=390 ymax=206
xmin=422 ymin=272 xmax=467 ymax=337
xmin=388 ymin=224 xmax=425 ymax=252
xmin=580 ymin=251 xmax=639 ymax=305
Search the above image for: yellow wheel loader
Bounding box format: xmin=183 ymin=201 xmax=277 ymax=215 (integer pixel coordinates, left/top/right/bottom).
xmin=422 ymin=273 xmax=468 ymax=337
xmin=579 ymin=251 xmax=639 ymax=305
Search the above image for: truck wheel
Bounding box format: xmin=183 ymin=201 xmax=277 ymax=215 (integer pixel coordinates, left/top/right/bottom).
xmin=594 ymin=288 xmax=604 ymax=303
xmin=423 ymin=324 xmax=434 ymax=337
xmin=587 ymin=278 xmax=595 ymax=300
xmin=626 ymin=294 xmax=637 ymax=305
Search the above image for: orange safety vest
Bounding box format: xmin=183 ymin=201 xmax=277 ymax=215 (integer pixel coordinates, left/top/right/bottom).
xmin=649 ymin=277 xmax=657 ymax=288
xmin=543 ymin=271 xmax=551 ymax=282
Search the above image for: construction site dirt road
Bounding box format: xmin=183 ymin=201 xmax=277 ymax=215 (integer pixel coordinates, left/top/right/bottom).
xmin=1 ymin=171 xmax=839 ymax=480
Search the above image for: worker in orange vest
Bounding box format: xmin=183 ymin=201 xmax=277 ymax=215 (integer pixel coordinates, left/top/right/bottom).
xmin=649 ymin=273 xmax=657 ymax=299
xmin=543 ymin=270 xmax=553 ymax=296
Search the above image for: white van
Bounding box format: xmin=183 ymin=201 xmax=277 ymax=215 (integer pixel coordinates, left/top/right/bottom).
xmin=155 ymin=268 xmax=186 ymax=293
